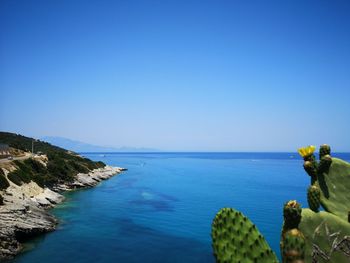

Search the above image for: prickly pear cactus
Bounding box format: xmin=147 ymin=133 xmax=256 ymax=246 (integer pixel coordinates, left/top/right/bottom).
xmin=282 ymin=229 xmax=305 ymax=263
xmin=299 ymin=209 xmax=350 ymax=262
xmin=210 ymin=144 xmax=350 ymax=263
xmin=299 ymin=145 xmax=318 ymax=184
xmin=318 ymin=154 xmax=332 ymax=174
xmin=280 ymin=200 xmax=305 ymax=262
xmin=316 ymin=157 xmax=350 ymax=221
xmin=303 ymin=160 xmax=317 ymax=182
xmin=283 ymin=200 xmax=302 ymax=230
xmin=319 ymin=144 xmax=331 ymax=159
xmin=211 ymin=208 xmax=278 ymax=263
xmin=307 ymin=185 xmax=321 ymax=212
xmin=297 ymin=145 xmax=350 ymax=262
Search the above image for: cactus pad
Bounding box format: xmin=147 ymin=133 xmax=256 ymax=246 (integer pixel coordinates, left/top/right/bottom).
xmin=282 ymin=229 xmax=305 ymax=263
xmin=299 ymin=209 xmax=350 ymax=262
xmin=316 ymin=158 xmax=350 ymax=221
xmin=307 ymin=185 xmax=321 ymax=212
xmin=210 ymin=145 xmax=350 ymax=263
xmin=211 ymin=208 xmax=278 ymax=263
xmin=303 ymin=161 xmax=318 ymax=181
xmin=283 ymin=200 xmax=302 ymax=230
xmin=319 ymin=144 xmax=331 ymax=159
xmin=299 ymin=150 xmax=350 ymax=263
xmin=318 ymin=154 xmax=332 ymax=174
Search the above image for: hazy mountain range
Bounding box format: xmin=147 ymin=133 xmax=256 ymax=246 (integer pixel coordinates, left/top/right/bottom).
xmin=41 ymin=136 xmax=158 ymax=152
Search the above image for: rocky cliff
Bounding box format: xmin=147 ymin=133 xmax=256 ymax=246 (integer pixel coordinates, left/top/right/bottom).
xmin=0 ymin=164 xmax=125 ymax=259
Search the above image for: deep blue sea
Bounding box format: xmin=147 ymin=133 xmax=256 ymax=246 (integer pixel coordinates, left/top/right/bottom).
xmin=11 ymin=152 xmax=350 ymax=263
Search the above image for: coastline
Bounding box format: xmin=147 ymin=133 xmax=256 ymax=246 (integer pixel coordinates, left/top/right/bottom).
xmin=0 ymin=165 xmax=126 ymax=260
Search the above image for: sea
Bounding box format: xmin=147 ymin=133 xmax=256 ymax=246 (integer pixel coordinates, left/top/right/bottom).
xmin=10 ymin=152 xmax=350 ymax=263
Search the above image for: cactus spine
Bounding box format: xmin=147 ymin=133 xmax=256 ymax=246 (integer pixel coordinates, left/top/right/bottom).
xmin=211 ymin=208 xmax=278 ymax=263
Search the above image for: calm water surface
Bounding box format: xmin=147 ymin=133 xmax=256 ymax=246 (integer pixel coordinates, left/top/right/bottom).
xmin=11 ymin=152 xmax=350 ymax=263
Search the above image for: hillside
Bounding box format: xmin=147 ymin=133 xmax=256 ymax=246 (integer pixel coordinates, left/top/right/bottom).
xmin=0 ymin=132 xmax=105 ymax=187
xmin=0 ymin=132 xmax=125 ymax=259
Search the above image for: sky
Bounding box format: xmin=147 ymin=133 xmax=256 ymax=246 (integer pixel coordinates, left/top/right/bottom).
xmin=0 ymin=0 xmax=350 ymax=151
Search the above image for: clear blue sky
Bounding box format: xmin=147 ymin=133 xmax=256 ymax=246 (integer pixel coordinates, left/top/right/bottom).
xmin=1 ymin=0 xmax=349 ymax=151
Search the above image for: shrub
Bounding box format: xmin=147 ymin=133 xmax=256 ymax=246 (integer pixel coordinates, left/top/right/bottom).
xmin=31 ymin=173 xmax=56 ymax=188
xmin=7 ymin=171 xmax=23 ymax=186
xmin=0 ymin=169 xmax=10 ymax=190
xmin=14 ymin=160 xmax=33 ymax=176
xmin=0 ymin=194 xmax=3 ymax=205
xmin=96 ymin=161 xmax=106 ymax=168
xmin=47 ymin=159 xmax=74 ymax=182
xmin=24 ymin=158 xmax=46 ymax=174
xmin=7 ymin=169 xmax=31 ymax=186
xmin=68 ymin=160 xmax=89 ymax=173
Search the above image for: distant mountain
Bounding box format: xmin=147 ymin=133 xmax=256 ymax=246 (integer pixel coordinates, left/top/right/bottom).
xmin=41 ymin=136 xmax=158 ymax=152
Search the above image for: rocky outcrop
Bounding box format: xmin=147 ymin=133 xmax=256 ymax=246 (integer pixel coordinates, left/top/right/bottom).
xmin=73 ymin=166 xmax=125 ymax=187
xmin=54 ymin=166 xmax=126 ymax=190
xmin=0 ymin=202 xmax=57 ymax=259
xmin=0 ymin=165 xmax=125 ymax=260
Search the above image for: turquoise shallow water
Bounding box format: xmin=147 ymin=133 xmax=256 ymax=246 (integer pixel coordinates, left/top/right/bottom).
xmin=10 ymin=152 xmax=350 ymax=263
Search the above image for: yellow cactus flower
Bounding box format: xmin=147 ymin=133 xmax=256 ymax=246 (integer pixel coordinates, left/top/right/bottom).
xmin=298 ymin=145 xmax=316 ymax=158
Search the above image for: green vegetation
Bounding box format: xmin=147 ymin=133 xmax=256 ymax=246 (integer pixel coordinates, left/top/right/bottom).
xmin=0 ymin=132 xmax=106 ymax=187
xmin=297 ymin=146 xmax=350 ymax=262
xmin=0 ymin=131 xmax=69 ymax=154
xmin=299 ymin=209 xmax=350 ymax=263
xmin=211 ymin=145 xmax=350 ymax=263
xmin=211 ymin=208 xmax=278 ymax=263
xmin=7 ymin=169 xmax=31 ymax=186
xmin=282 ymin=200 xmax=302 ymax=230
xmin=316 ymin=158 xmax=350 ymax=221
xmin=319 ymin=144 xmax=331 ymax=159
xmin=307 ymin=185 xmax=320 ymax=212
xmin=280 ymin=200 xmax=305 ymax=263
xmin=0 ymin=169 xmax=10 ymax=190
xmin=282 ymin=229 xmax=305 ymax=263
xmin=0 ymin=132 xmax=105 ymax=169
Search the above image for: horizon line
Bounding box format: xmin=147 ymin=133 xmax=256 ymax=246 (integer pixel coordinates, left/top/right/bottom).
xmin=77 ymin=151 xmax=350 ymax=154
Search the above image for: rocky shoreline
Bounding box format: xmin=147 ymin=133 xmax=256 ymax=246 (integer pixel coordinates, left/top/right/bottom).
xmin=0 ymin=165 xmax=126 ymax=260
